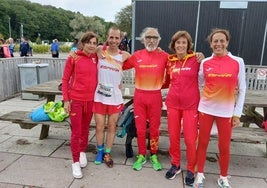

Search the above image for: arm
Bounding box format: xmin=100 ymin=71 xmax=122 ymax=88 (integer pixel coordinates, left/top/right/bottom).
xmin=122 ymin=53 xmax=135 ymax=70
xmin=161 ymin=67 xmax=170 ymax=89
xmin=233 ymin=58 xmax=246 ymax=127
xmin=61 ymin=56 xmax=75 ymax=101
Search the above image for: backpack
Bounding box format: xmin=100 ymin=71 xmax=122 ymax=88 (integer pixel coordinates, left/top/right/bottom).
xmin=116 ymin=103 xmax=136 ymax=138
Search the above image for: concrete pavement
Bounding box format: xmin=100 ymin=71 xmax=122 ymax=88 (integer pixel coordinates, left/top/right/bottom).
xmin=0 ymin=96 xmax=266 ymax=188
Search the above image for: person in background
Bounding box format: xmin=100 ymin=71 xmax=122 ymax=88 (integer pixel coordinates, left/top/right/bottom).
xmin=19 ymin=37 xmax=30 ymax=57
xmin=162 ymin=30 xmax=200 ymax=186
xmin=193 ymin=28 xmax=246 ymax=188
xmin=93 ymin=26 xmax=131 ymax=168
xmin=123 ymin=27 xmax=168 ymax=171
xmin=71 ymin=38 xmax=79 ymax=51
xmin=7 ymin=38 xmax=15 ymax=57
xmin=0 ymin=38 xmax=11 ymax=58
xmin=51 ymin=39 xmax=59 ymax=58
xmin=61 ymin=31 xmax=98 ymax=179
xmin=119 ymin=32 xmax=128 ymax=51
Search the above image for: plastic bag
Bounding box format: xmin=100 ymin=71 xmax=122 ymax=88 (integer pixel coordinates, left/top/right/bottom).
xmin=30 ymin=106 xmax=50 ymax=122
xmin=44 ymin=101 xmax=69 ymax=122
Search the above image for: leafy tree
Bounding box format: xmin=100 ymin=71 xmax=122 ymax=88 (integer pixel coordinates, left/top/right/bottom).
xmin=0 ymin=0 xmax=132 ymax=45
xmin=115 ymin=5 xmax=132 ymax=38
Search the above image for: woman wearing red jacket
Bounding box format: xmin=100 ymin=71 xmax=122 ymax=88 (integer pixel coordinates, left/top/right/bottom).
xmin=61 ymin=31 xmax=98 ymax=179
xmin=163 ymin=31 xmax=200 ymax=186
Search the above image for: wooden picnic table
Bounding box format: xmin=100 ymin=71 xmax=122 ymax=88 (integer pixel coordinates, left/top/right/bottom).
xmin=22 ymin=79 xmax=267 ymax=128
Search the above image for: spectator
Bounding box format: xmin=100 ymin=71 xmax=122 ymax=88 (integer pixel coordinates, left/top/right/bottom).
xmin=51 ymin=39 xmax=59 ymax=58
xmin=19 ymin=37 xmax=30 ymax=57
xmin=0 ymin=38 xmax=11 ymax=58
xmin=71 ymin=38 xmax=79 ymax=52
xmin=7 ymin=38 xmax=15 ymax=57
xmin=119 ymin=32 xmax=128 ymax=51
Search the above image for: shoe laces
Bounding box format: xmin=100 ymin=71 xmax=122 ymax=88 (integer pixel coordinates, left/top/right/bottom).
xmin=169 ymin=165 xmax=179 ymax=173
xmin=136 ymin=154 xmax=145 ymax=162
xmin=150 ymin=154 xmax=159 ymax=164
xmin=195 ymin=173 xmax=205 ymax=184
xmin=220 ymin=176 xmax=231 ymax=187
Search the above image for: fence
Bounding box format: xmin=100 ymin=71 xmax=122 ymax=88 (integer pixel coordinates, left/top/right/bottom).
xmin=0 ymin=57 xmax=135 ymax=101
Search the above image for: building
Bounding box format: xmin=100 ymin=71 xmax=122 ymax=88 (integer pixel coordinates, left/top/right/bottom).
xmin=131 ymin=0 xmax=267 ymax=65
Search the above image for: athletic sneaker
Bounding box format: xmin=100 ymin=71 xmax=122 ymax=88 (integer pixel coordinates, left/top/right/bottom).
xmin=150 ymin=154 xmax=162 ymax=171
xmin=165 ymin=165 xmax=181 ymax=180
xmin=218 ymin=176 xmax=231 ymax=188
xmin=72 ymin=162 xmax=83 ymax=179
xmin=79 ymin=152 xmax=87 ymax=168
xmin=193 ymin=173 xmax=205 ymax=188
xmin=103 ymin=153 xmax=114 ymax=168
xmin=185 ymin=170 xmax=195 ymax=186
xmin=94 ymin=149 xmax=104 ymax=165
xmin=133 ymin=154 xmax=147 ymax=171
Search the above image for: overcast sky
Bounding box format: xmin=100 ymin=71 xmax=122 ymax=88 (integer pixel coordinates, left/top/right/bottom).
xmin=28 ymin=0 xmax=132 ymax=22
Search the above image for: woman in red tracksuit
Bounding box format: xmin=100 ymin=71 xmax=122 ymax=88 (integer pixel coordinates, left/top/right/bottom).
xmin=62 ymin=31 xmax=98 ymax=179
xmin=162 ymin=31 xmax=200 ymax=186
xmin=193 ymin=28 xmax=246 ymax=188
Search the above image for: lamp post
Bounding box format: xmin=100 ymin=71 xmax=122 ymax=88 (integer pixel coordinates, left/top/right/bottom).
xmin=18 ymin=22 xmax=23 ymax=38
xmin=8 ymin=17 xmax=11 ymax=38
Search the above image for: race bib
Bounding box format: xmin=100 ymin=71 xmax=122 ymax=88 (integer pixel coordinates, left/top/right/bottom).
xmin=97 ymin=83 xmax=113 ymax=97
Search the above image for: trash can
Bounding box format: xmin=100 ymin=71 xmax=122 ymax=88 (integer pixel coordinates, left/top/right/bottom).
xmin=18 ymin=63 xmax=49 ymax=100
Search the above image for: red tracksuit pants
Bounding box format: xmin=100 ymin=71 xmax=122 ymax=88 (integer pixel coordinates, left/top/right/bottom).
xmin=133 ymin=89 xmax=162 ymax=155
xmin=167 ymin=107 xmax=198 ymax=173
xmin=197 ymin=112 xmax=232 ymax=176
xmin=70 ymin=100 xmax=93 ymax=162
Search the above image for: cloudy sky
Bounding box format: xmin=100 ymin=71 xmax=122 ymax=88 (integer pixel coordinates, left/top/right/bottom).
xmin=29 ymin=0 xmax=132 ymax=22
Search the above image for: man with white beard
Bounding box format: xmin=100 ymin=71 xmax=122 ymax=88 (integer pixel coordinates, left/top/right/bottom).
xmin=123 ymin=27 xmax=168 ymax=171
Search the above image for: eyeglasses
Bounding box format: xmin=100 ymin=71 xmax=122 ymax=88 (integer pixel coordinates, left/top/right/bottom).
xmin=145 ymin=36 xmax=159 ymax=40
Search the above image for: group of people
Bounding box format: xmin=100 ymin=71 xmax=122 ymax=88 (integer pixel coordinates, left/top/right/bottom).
xmin=61 ymin=26 xmax=246 ymax=188
xmin=0 ymin=37 xmax=15 ymax=58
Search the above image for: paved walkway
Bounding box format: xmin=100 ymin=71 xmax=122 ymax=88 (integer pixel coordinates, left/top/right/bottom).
xmin=0 ymin=96 xmax=266 ymax=188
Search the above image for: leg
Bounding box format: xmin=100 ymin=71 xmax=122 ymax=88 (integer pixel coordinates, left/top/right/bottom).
xmin=70 ymin=100 xmax=83 ymax=162
xmin=106 ymin=113 xmax=120 ymax=149
xmin=94 ymin=113 xmax=106 ymax=164
xmin=196 ymin=113 xmax=214 ymax=173
xmin=216 ymin=117 xmax=232 ymax=177
xmin=95 ymin=113 xmax=106 ymax=146
xmin=183 ymin=110 xmax=198 ymax=173
xmin=167 ymin=107 xmax=182 ymax=167
xmin=80 ymin=101 xmax=93 ymax=152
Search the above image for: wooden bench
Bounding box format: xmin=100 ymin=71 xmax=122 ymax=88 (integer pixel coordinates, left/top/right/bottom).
xmin=0 ymin=111 xmax=71 ymax=140
xmin=124 ymin=116 xmax=267 ymax=158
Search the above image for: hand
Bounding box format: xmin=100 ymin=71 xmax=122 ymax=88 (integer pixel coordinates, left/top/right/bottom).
xmin=196 ymin=52 xmax=205 ymax=63
xmin=232 ymin=116 xmax=241 ymax=128
xmin=64 ymin=101 xmax=71 ymax=114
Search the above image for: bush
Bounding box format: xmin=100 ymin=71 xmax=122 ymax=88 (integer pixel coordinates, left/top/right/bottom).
xmin=14 ymin=44 xmax=71 ymax=54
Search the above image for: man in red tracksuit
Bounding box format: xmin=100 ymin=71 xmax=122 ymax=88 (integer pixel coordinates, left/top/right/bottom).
xmin=123 ymin=27 xmax=168 ymax=171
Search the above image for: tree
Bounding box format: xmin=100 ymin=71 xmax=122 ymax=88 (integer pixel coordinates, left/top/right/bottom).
xmin=69 ymin=14 xmax=106 ymax=42
xmin=115 ymin=5 xmax=132 ymax=38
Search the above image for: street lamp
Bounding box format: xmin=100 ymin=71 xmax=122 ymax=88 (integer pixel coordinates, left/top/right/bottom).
xmin=18 ymin=22 xmax=23 ymax=38
xmin=8 ymin=17 xmax=11 ymax=38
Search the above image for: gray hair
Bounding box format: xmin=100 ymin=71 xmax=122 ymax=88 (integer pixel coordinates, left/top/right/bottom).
xmin=140 ymin=27 xmax=161 ymax=43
